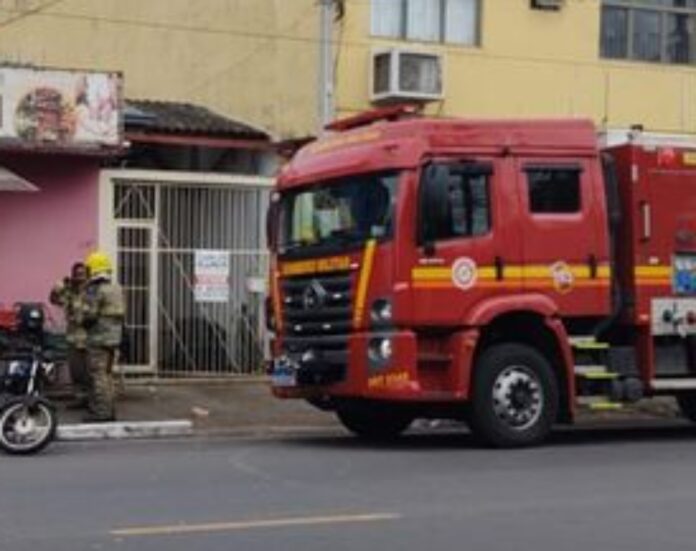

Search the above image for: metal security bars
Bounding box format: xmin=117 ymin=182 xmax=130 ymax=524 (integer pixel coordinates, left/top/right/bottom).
xmin=109 ymin=172 xmax=271 ymax=377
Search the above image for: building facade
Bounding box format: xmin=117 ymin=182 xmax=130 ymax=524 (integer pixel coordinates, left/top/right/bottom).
xmin=2 ymin=1 xmax=694 ymax=138
xmin=0 ymin=0 xmax=320 ymax=139
xmin=335 ymin=0 xmax=696 ymax=138
xmin=0 ymin=64 xmax=273 ymax=378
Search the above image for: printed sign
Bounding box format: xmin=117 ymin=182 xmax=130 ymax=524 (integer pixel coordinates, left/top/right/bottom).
xmin=194 ymin=250 xmax=230 ymax=303
xmin=451 ymin=257 xmax=478 ymax=290
xmin=0 ymin=65 xmax=123 ymax=150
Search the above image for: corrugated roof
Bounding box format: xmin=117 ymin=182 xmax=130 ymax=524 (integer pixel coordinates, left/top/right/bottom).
xmin=0 ymin=166 xmax=39 ymax=192
xmin=125 ymin=99 xmax=270 ymax=140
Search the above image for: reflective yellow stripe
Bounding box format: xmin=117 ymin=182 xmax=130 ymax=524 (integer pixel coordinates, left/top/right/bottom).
xmin=499 ymin=266 xmax=524 ymax=279
xmin=637 ymin=279 xmax=671 ymax=286
xmin=597 ymin=265 xmax=612 ymax=278
xmin=520 ymin=265 xmax=551 ymax=278
xmin=478 ymin=266 xmax=498 ymax=279
xmin=411 ymin=267 xmax=451 ymax=281
xmin=521 ymin=265 xmax=611 ymax=279
xmin=411 ymin=263 xmax=612 ymax=284
xmin=635 ymin=266 xmax=672 ymax=278
xmin=353 ymin=240 xmax=377 ymax=329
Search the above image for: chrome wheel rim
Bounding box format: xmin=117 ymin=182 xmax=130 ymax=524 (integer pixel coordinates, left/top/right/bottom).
xmin=492 ymin=365 xmax=543 ymax=431
xmin=0 ymin=403 xmax=52 ymax=451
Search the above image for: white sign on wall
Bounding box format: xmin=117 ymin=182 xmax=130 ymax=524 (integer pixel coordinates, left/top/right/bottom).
xmin=194 ymin=250 xmax=230 ymax=303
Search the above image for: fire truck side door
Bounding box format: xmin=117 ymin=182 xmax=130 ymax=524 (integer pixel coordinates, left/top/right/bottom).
xmin=409 ymin=158 xmax=523 ymax=326
xmin=515 ymin=158 xmax=610 ymax=316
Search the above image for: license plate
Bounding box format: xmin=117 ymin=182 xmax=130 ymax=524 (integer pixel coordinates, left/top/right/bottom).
xmin=270 ymin=358 xmax=297 ymax=388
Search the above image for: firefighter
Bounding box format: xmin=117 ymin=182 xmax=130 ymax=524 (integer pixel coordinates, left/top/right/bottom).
xmin=49 ymin=262 xmax=89 ymax=408
xmin=82 ymin=251 xmax=125 ymax=422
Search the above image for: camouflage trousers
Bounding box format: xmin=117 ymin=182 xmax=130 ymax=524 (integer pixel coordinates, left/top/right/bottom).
xmin=86 ymin=347 xmax=116 ymax=420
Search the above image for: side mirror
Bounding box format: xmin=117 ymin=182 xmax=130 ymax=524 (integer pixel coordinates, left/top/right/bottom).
xmin=266 ymin=195 xmax=279 ymax=250
xmin=419 ymin=164 xmax=451 ymax=254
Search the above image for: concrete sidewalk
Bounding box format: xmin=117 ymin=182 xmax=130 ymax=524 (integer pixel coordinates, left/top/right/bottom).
xmin=52 ymin=377 xmax=686 ymax=441
xmin=55 ymin=378 xmax=338 ymax=438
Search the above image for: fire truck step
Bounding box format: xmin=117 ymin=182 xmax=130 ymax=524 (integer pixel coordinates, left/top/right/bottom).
xmin=574 ymin=365 xmax=619 ymax=380
xmin=577 ymin=397 xmax=624 ymax=411
xmin=651 ymin=378 xmax=696 ymax=391
xmin=587 ymin=401 xmax=624 ymax=411
xmin=569 ymin=336 xmax=610 ymax=350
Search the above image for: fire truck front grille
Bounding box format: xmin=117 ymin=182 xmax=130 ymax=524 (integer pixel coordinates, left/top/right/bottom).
xmin=281 ymin=272 xmax=353 ymax=385
xmin=281 ymin=272 xmax=353 ymax=336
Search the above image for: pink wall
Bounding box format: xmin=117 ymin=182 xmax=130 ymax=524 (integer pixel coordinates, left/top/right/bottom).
xmin=0 ymin=153 xmax=100 ymax=312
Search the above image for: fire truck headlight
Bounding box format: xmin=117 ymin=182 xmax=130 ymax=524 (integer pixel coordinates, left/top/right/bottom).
xmin=369 ymin=337 xmax=393 ymax=363
xmin=370 ymin=299 xmax=393 ymax=324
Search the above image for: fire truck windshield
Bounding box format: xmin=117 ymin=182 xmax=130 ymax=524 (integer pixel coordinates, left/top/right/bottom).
xmin=278 ymin=171 xmax=399 ymax=257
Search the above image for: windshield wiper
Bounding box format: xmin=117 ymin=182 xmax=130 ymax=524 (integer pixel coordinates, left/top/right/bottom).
xmin=326 ymin=229 xmax=363 ymax=243
xmin=280 ymin=231 xmax=365 ymax=254
xmin=280 ymin=239 xmax=314 ymax=253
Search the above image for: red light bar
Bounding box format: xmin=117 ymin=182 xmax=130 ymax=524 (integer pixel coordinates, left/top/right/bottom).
xmin=325 ymin=104 xmax=422 ymax=132
xmin=657 ymin=147 xmax=678 ymax=167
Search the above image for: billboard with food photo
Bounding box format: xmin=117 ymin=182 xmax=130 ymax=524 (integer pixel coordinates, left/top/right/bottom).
xmin=0 ymin=65 xmax=123 ymax=150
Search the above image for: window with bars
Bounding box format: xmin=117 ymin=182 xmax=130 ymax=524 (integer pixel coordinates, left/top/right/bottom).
xmin=601 ymin=1 xmax=696 ymax=64
xmin=371 ymin=0 xmax=480 ymax=46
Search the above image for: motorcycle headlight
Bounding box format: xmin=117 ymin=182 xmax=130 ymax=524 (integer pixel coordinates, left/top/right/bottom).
xmin=8 ymin=361 xmax=29 ymax=378
xmin=370 ymin=299 xmax=393 ymax=324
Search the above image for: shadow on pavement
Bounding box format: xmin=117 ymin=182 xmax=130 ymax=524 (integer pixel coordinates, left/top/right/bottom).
xmin=278 ymin=419 xmax=696 ymax=451
xmin=548 ymin=420 xmax=696 ymax=447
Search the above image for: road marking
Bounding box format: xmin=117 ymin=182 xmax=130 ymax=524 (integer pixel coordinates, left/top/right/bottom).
xmin=110 ymin=512 xmax=401 ymax=537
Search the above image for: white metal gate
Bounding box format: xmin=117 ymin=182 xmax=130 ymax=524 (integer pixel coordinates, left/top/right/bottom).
xmin=104 ymin=170 xmax=271 ymax=377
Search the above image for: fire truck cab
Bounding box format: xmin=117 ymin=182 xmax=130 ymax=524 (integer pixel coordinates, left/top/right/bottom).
xmin=267 ymin=107 xmax=696 ymax=447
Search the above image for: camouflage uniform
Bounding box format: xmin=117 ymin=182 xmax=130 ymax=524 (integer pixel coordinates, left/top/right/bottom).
xmin=82 ymin=276 xmax=125 ymax=421
xmin=50 ymin=281 xmax=89 ymax=402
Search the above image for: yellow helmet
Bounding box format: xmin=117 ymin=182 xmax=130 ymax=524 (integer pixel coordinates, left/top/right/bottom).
xmin=85 ymin=251 xmax=113 ymax=276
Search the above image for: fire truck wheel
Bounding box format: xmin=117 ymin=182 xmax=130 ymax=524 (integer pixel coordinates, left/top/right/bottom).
xmin=469 ymin=343 xmax=558 ymax=448
xmin=676 ymin=393 xmax=696 ymax=423
xmin=336 ymin=402 xmax=413 ymax=440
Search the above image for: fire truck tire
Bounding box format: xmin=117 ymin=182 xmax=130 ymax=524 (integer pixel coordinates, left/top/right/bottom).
xmin=469 ymin=343 xmax=558 ymax=448
xmin=676 ymin=394 xmax=696 ymax=423
xmin=336 ymin=402 xmax=413 ymax=440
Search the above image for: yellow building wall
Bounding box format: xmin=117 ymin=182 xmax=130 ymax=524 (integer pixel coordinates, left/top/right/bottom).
xmin=2 ymin=0 xmax=695 ymax=138
xmin=337 ymin=0 xmax=696 ymax=135
xmin=0 ymin=0 xmax=321 ymax=139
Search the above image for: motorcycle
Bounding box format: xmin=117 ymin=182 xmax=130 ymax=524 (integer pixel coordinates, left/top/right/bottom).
xmin=0 ymin=304 xmax=58 ymax=455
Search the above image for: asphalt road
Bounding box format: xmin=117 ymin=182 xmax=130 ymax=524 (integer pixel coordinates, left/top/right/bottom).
xmin=3 ymin=421 xmax=696 ymax=551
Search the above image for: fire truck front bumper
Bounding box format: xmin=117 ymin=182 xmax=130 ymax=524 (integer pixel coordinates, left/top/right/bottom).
xmin=270 ymin=330 xmax=422 ymax=400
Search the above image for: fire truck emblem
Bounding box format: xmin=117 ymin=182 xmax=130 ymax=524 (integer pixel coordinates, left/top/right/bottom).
xmin=452 ymin=257 xmax=478 ymax=290
xmin=302 ymin=279 xmax=328 ymax=310
xmin=550 ymin=261 xmax=574 ymax=294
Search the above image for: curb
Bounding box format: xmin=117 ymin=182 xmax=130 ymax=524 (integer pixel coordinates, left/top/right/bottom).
xmin=57 ymin=420 xmax=194 ymax=441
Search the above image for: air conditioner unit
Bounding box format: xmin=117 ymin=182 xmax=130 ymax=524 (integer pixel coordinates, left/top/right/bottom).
xmin=370 ymin=49 xmax=443 ymax=104
xmin=531 ymin=0 xmax=564 ymax=10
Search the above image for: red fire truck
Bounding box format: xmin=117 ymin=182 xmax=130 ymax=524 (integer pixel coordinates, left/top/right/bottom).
xmin=267 ymin=106 xmax=696 ymax=447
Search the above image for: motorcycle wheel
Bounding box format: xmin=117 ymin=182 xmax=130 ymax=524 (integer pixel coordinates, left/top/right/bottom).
xmin=0 ymin=397 xmax=57 ymax=455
